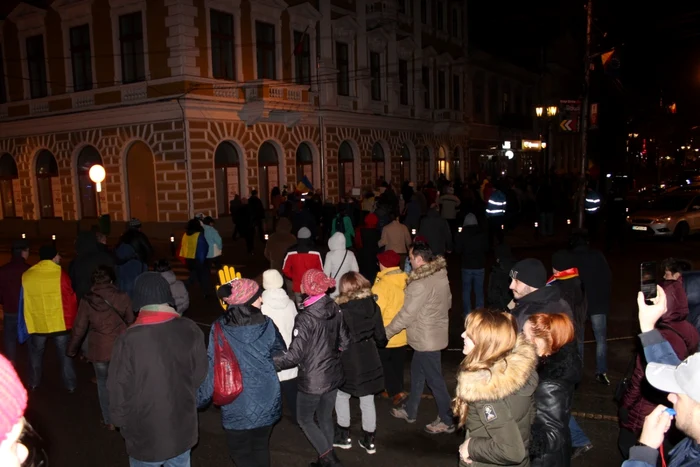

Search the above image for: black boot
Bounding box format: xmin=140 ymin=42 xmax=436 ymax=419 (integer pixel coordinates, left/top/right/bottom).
xmin=358 ymin=430 xmax=376 ymax=454
xmin=332 ymin=424 xmax=351 ymax=450
xmin=317 ymin=450 xmax=343 ymax=466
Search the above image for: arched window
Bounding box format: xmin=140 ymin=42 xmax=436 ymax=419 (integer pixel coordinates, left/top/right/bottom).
xmin=338 ymin=141 xmax=354 ymax=196
xmin=215 ymin=142 xmax=241 ymax=216
xmin=36 ymin=150 xmax=58 ymax=218
xmin=437 ymin=146 xmax=448 ymax=179
xmin=0 ymin=154 xmax=19 ymax=218
xmin=76 ymin=146 xmax=102 ymax=218
xmin=296 ymin=143 xmax=313 ymax=185
xmin=400 ymin=143 xmax=411 ymax=183
xmin=371 ymin=142 xmax=385 ymax=186
xmin=420 ymin=146 xmax=430 ymax=183
xmin=258 ymin=141 xmax=279 ymax=209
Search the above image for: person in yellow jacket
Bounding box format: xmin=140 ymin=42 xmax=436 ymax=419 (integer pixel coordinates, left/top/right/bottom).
xmin=18 ymin=245 xmax=78 ymax=392
xmin=372 ymin=250 xmax=408 ymax=406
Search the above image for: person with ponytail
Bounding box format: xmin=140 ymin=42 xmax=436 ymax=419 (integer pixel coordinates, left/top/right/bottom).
xmin=453 ymin=309 xmax=538 ymax=467
xmin=523 ymin=313 xmax=581 ymax=467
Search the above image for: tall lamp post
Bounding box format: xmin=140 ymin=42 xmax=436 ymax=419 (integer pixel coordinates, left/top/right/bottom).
xmin=89 ymin=164 xmax=106 ymax=216
xmin=535 ymin=105 xmax=558 ymax=174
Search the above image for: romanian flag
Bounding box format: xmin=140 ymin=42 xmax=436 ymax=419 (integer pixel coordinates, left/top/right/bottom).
xmin=296 ymin=175 xmax=313 ymax=194
xmin=601 ymin=49 xmax=620 ymax=77
xmin=546 ymin=267 xmax=579 ymax=285
xmin=178 ymin=232 xmax=208 ymax=264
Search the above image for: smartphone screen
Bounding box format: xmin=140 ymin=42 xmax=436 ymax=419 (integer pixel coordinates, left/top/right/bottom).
xmin=641 ymin=262 xmax=657 ymax=301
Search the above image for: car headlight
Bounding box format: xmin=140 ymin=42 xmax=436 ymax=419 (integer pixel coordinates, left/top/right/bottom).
xmin=653 ymin=217 xmax=672 ymax=224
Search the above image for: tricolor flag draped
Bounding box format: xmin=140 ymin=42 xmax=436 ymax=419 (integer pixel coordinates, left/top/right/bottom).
xmin=297 ymin=175 xmax=313 ymax=193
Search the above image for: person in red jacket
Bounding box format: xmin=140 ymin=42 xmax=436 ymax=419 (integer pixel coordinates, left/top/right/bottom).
xmin=618 ymin=262 xmax=700 ymax=459
xmin=282 ymin=227 xmax=323 ymax=306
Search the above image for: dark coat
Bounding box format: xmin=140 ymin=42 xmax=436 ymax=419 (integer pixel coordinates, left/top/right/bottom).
xmin=274 ymin=294 xmax=352 ymax=394
xmin=550 ymin=275 xmax=587 ymax=347
xmin=108 ymin=312 xmax=207 ymax=462
xmin=119 ymin=229 xmax=154 ymax=265
xmin=357 ymin=225 xmax=380 ymax=284
xmin=0 ymin=256 xmax=30 ymax=315
xmin=67 ymin=283 xmax=134 ymax=362
xmin=69 ymin=231 xmax=115 ymax=300
xmin=570 ymin=244 xmax=611 ymax=316
xmin=512 ymin=286 xmax=573 ymax=331
xmin=487 ymin=245 xmax=517 ymax=311
xmin=335 ymin=289 xmax=388 ymax=397
xmin=530 ymin=342 xmax=582 ymax=467
xmin=620 ymin=279 xmax=699 ymax=435
xmin=198 ymin=313 xmax=285 ymax=430
xmin=455 ymin=225 xmax=488 ymax=270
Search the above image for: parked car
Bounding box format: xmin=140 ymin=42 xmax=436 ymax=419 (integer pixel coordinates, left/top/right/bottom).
xmin=627 ymin=192 xmax=700 ymax=239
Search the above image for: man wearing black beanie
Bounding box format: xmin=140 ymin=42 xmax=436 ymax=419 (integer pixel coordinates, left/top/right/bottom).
xmin=508 ymin=258 xmax=573 ymax=330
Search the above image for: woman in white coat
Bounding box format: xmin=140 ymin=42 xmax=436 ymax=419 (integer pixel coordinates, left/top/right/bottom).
xmin=324 ymin=232 xmax=360 ymax=298
xmin=260 ymin=269 xmax=299 ymax=421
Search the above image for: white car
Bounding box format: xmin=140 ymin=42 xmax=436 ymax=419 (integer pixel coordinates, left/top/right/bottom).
xmin=627 ymin=193 xmax=700 ymax=239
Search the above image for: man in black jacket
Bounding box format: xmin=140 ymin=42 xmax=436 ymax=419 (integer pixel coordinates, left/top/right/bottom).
xmin=509 ymin=258 xmax=573 ymax=330
xmin=108 ymin=272 xmax=207 ymax=466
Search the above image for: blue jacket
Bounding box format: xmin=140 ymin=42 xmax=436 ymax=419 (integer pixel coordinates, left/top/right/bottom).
xmin=203 ymin=225 xmax=223 ymax=259
xmin=114 ymin=243 xmax=148 ymax=300
xmin=622 ymin=329 xmax=700 ymax=467
xmin=197 ymin=316 xmax=285 ymax=430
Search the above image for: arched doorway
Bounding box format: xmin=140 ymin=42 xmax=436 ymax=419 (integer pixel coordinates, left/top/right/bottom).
xmin=371 ymin=142 xmax=385 ymax=186
xmin=437 ymin=146 xmax=448 ymax=179
xmin=215 ymin=141 xmax=241 ymax=216
xmin=258 ymin=141 xmax=279 ymax=209
xmin=296 ymin=142 xmax=313 ymax=185
xmin=0 ymin=154 xmax=19 ymax=218
xmin=338 ymin=141 xmax=354 ymax=196
xmin=419 ymin=146 xmax=430 ymax=184
xmin=76 ymin=146 xmax=102 ymax=218
xmin=125 ymin=141 xmax=157 ymax=221
xmin=36 ymin=150 xmax=59 ymax=218
xmin=400 ymin=143 xmax=411 ymax=183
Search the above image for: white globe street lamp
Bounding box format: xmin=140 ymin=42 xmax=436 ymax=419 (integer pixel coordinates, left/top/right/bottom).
xmin=89 ymin=164 xmax=106 ymax=216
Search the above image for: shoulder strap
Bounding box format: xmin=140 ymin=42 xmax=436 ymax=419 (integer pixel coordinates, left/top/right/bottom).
xmin=85 ymin=294 xmax=128 ymax=326
xmin=333 ymin=251 xmax=349 ymax=279
xmin=657 ymin=323 xmax=692 ymax=354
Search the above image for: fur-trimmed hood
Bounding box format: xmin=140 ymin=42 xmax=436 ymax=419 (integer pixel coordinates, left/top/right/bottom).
xmin=335 ymin=288 xmax=374 ymax=305
xmin=456 ymin=335 xmax=537 ymax=403
xmin=407 ymin=256 xmax=447 ymax=285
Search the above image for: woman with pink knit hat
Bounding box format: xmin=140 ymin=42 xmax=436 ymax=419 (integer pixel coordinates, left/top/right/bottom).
xmin=0 ymin=353 xmax=30 ymax=467
xmin=274 ymin=269 xmax=351 ymax=467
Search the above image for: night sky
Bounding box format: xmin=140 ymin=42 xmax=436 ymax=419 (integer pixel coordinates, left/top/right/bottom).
xmin=469 ymin=1 xmax=700 ymax=127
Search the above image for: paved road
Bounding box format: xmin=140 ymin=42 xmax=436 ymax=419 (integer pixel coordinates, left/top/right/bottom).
xmin=3 ymin=231 xmax=699 ymax=467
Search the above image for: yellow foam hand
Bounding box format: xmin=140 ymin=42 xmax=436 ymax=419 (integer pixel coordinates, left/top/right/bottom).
xmin=215 ymin=265 xmax=242 ymax=310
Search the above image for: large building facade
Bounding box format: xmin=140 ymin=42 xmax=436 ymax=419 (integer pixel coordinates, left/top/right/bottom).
xmin=0 ymin=0 xmax=471 ymax=232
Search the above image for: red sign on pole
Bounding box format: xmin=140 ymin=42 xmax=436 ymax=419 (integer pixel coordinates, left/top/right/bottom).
xmin=559 ymin=99 xmax=581 ymax=132
xmin=590 ymin=103 xmax=598 ymax=129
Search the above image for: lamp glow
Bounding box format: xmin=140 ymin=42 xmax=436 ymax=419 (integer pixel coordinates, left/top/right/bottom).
xmin=535 ymin=106 xmax=543 ymax=117
xmin=89 ymin=164 xmax=106 ymax=192
xmin=547 ymin=105 xmax=558 ymax=117
xmin=541 ymin=142 xmax=547 ymax=149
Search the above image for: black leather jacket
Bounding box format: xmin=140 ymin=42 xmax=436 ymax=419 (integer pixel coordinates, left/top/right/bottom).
xmin=274 ymin=294 xmax=351 ymax=395
xmin=530 ymin=342 xmax=582 ymax=467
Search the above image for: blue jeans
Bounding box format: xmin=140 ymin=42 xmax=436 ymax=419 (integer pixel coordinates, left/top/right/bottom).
xmin=405 ymin=351 xmax=453 ymax=425
xmin=2 ymin=312 xmax=18 ymax=364
xmin=93 ymin=362 xmax=111 ymax=424
xmin=589 ymin=314 xmax=608 ymax=374
xmin=461 ymin=269 xmax=485 ymax=317
xmin=569 ymin=416 xmax=591 ymax=447
xmin=28 ymin=332 xmax=76 ymax=391
xmin=129 ymin=450 xmax=190 ymax=467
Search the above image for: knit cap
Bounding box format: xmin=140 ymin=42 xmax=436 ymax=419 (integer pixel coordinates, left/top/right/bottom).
xmin=377 ymin=250 xmax=401 ymax=268
xmin=132 ymin=272 xmax=175 ymax=312
xmin=510 ymin=258 xmax=547 ymax=289
xmin=128 ymin=218 xmax=142 ymax=229
xmin=463 ymin=213 xmax=478 ymax=226
xmin=0 ymin=354 xmax=27 ymax=442
xmin=218 ymin=278 xmax=262 ymax=306
xmin=262 ymin=269 xmax=284 ymax=290
xmin=297 ymin=227 xmax=312 ymax=239
xmin=301 ymin=269 xmax=335 ymax=296
xmin=39 ymin=245 xmax=57 ymax=260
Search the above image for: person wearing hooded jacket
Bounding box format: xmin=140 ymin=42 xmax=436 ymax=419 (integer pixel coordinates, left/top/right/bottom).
xmin=282 ymin=227 xmax=324 ymax=306
xmin=198 ymin=277 xmax=285 ymax=467
xmin=333 ymin=272 xmax=388 ymax=455
xmin=67 ymin=265 xmax=134 ymax=430
xmin=260 ymin=269 xmax=299 ymax=421
xmin=618 ymin=268 xmax=699 ymax=459
xmin=324 ymin=232 xmax=360 ymax=299
xmin=273 ymin=269 xmax=351 ymax=467
xmin=153 ymin=260 xmax=189 ymax=315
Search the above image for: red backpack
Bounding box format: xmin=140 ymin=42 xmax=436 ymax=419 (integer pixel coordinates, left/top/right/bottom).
xmin=212 ymin=322 xmax=243 ymax=405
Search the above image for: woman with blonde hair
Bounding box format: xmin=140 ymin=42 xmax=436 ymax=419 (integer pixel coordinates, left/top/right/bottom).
xmin=523 ymin=313 xmax=581 ymax=467
xmin=454 ymin=309 xmax=538 ymax=467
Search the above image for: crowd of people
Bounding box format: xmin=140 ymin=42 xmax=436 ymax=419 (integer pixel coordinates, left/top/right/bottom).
xmin=1 ymin=173 xmax=700 ymax=467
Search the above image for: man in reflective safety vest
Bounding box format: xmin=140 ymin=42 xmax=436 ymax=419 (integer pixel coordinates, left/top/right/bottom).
xmin=584 ymin=187 xmax=601 ymax=240
xmin=485 ymin=188 xmax=507 ymax=245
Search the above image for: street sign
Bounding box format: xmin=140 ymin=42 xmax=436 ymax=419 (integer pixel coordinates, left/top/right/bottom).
xmin=590 ymin=103 xmax=599 ymax=129
xmin=559 ymin=99 xmax=581 ymax=132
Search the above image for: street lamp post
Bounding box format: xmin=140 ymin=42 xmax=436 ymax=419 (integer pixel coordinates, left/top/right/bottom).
xmin=89 ymin=164 xmax=106 ymax=216
xmin=535 ymin=105 xmax=558 ymax=174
